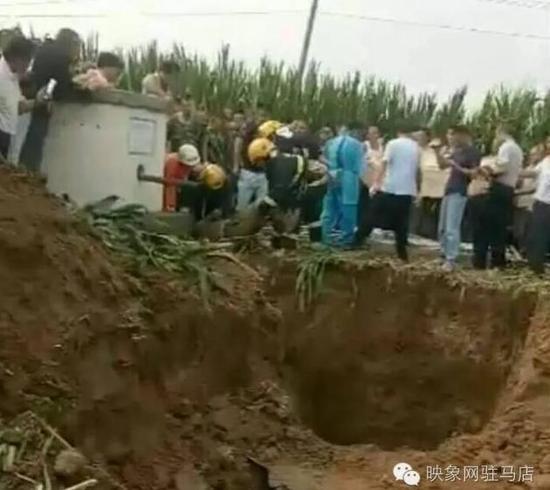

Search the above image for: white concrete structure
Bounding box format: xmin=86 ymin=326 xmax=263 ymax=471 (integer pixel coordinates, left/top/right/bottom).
xmin=43 ymin=90 xmax=168 ymax=211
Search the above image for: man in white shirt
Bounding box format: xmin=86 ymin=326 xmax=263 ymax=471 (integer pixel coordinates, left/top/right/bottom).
xmin=473 ymin=124 xmax=523 ymax=269
xmin=520 ymin=141 xmax=550 ymax=274
xmin=0 ymin=36 xmax=35 ymax=159
xmin=362 ymin=122 xmax=421 ymax=261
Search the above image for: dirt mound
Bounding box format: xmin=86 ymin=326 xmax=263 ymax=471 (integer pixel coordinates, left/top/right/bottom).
xmin=0 ymin=167 xmax=271 ymax=489
xmin=0 ymin=168 xmax=135 ymax=414
xmin=2 ymin=166 xmax=550 ymax=490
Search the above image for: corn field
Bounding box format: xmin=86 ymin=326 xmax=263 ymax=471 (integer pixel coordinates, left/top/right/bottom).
xmin=118 ymin=42 xmax=550 ymax=153
xmin=3 ymin=27 xmax=550 ymax=152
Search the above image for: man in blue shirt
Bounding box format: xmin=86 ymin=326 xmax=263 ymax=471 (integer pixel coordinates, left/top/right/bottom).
xmin=435 ymin=125 xmax=480 ymax=271
xmin=321 ymin=122 xmax=365 ymax=247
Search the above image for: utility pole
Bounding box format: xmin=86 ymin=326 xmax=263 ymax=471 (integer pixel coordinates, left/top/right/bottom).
xmin=297 ymin=0 xmax=319 ymax=83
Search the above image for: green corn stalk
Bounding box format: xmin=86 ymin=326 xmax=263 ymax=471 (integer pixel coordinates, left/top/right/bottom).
xmin=11 ymin=26 xmax=548 ymax=153
xmin=82 ymin=204 xmax=225 ymax=305
xmin=295 ymin=250 xmax=339 ymax=312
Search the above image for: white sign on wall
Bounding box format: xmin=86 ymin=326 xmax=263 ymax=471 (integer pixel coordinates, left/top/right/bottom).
xmin=128 ymin=118 xmax=157 ymax=155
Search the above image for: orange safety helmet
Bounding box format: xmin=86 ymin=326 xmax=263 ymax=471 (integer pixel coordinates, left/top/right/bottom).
xmin=200 ymin=163 xmax=226 ymax=190
xmin=257 ymin=120 xmax=283 ymax=139
xmin=248 ymin=138 xmax=276 ymax=165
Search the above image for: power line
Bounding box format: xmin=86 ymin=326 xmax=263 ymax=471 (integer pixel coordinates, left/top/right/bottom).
xmin=0 ymin=9 xmax=307 ymax=18
xmin=0 ymin=13 xmax=106 ymax=18
xmin=0 ymin=0 xmax=80 ymax=6
xmin=2 ymin=0 xmax=548 ymax=9
xmin=320 ymin=11 xmax=550 ymax=40
xmin=141 ymin=9 xmax=306 ymax=17
xmin=474 ymin=0 xmax=550 ymax=9
xmin=2 ymin=8 xmax=550 ymax=41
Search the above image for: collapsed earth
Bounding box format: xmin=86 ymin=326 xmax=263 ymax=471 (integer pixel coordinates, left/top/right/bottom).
xmin=1 ymin=167 xmax=550 ymax=490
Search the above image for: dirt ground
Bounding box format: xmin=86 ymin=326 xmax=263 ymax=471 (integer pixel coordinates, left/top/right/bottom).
xmin=1 ymin=166 xmax=550 ymax=490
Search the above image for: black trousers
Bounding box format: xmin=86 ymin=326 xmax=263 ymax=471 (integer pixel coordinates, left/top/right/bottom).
xmin=355 ymin=184 xmax=371 ymax=243
xmin=178 ymin=182 xmax=230 ymax=221
xmin=470 ymin=183 xmax=514 ymax=269
xmin=20 ymin=110 xmax=50 ymax=174
xmin=414 ymin=197 xmax=441 ymax=240
xmin=358 ymin=191 xmax=413 ymax=261
xmin=0 ymin=130 xmax=10 ymax=160
xmin=527 ymin=200 xmax=550 ymax=274
xmin=301 ymin=184 xmax=326 ymax=224
xmin=512 ymin=207 xmax=532 ymax=256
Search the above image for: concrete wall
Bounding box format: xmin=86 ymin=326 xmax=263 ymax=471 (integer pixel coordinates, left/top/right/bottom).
xmin=43 ymin=91 xmax=168 ymax=211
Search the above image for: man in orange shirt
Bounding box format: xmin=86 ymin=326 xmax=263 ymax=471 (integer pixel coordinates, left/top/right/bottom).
xmin=138 ymin=144 xmax=201 ymax=211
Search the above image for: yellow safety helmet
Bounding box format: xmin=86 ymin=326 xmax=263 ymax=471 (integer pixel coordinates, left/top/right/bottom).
xmin=248 ymin=138 xmax=276 ymax=165
xmin=200 ymin=163 xmax=226 ymax=190
xmin=257 ymin=120 xmax=283 ymax=139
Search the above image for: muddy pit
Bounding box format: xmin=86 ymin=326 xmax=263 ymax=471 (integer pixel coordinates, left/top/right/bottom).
xmin=5 ymin=258 xmax=542 ymax=489
xmin=0 ymin=167 xmax=548 ymax=489
xmin=270 ymin=267 xmax=535 ymax=452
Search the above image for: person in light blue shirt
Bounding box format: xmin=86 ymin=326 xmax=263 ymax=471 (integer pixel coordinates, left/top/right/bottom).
xmin=321 ymin=122 xmax=365 ymax=247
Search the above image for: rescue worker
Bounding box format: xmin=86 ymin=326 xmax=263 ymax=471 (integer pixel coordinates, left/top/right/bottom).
xmin=247 ymin=134 xmax=326 ymax=246
xmin=322 ymin=122 xmax=365 ymax=248
xmin=236 ymin=120 xmax=281 ymax=211
xmin=179 ymin=162 xmax=228 ymax=222
xmin=138 ymin=144 xmax=228 ymax=223
xmin=137 ymin=143 xmax=201 ymax=212
xmin=258 ymin=120 xmax=283 ymax=140
xmin=274 ymin=127 xmax=326 ymax=241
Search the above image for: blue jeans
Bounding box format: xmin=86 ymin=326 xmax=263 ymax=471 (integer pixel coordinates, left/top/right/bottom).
xmin=237 ymin=169 xmax=268 ymax=211
xmin=321 ymin=188 xmax=357 ymax=247
xmin=438 ymin=193 xmax=468 ymax=263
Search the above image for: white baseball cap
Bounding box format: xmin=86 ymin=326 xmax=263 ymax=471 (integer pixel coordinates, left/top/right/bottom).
xmin=178 ymin=144 xmax=201 ymax=167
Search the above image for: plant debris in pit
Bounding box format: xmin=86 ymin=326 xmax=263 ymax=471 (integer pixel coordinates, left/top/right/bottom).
xmin=0 ymin=411 xmax=122 ymax=490
xmin=82 ymin=202 xmax=262 ymax=309
xmin=4 ymin=167 xmax=550 ymax=490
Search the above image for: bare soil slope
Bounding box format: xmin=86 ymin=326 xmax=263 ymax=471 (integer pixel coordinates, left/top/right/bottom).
xmin=1 ymin=167 xmax=550 ymax=490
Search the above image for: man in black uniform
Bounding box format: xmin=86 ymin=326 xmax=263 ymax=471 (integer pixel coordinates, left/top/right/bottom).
xmin=247 ymin=131 xmax=326 ymax=246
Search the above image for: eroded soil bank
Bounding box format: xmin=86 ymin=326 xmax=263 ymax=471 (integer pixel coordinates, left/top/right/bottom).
xmin=0 ymin=167 xmax=549 ymax=490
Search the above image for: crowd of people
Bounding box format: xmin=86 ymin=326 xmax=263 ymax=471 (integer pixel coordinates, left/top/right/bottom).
xmin=156 ymin=100 xmax=548 ymax=276
xmin=0 ymin=28 xmax=124 ymax=171
xmin=1 ymin=28 xmax=549 ymax=275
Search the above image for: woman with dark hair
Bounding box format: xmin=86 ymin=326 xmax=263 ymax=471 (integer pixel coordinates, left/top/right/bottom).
xmin=19 ymin=28 xmax=81 ymax=173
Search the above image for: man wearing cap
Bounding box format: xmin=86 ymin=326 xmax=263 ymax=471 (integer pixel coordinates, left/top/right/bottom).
xmin=247 ymin=133 xmax=326 ymax=246
xmin=138 ymin=144 xmax=200 ymax=212
xmin=139 ymin=143 xmax=229 ymax=223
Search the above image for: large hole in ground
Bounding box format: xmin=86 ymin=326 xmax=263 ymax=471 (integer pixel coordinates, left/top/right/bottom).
xmin=276 ymin=268 xmax=536 ymax=451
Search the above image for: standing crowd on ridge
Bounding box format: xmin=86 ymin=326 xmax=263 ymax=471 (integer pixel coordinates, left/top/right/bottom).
xmin=1 ymin=29 xmax=549 ymax=275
